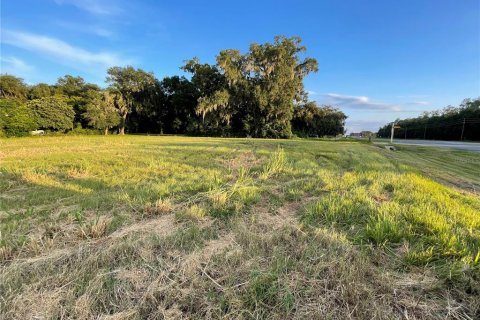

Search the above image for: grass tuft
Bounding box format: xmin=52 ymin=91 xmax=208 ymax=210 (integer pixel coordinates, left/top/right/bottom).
xmin=260 ymin=147 xmax=287 ymax=179
xmin=144 ymin=198 xmax=173 ymax=215
xmin=78 ymin=216 xmax=112 ymax=239
xmin=365 ymin=213 xmax=405 ymax=244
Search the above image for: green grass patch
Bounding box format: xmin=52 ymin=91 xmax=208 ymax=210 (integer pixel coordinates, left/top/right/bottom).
xmin=1 ymin=135 xmax=479 ymax=318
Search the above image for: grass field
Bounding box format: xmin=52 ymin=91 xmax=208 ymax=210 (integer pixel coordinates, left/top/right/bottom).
xmin=1 ymin=135 xmax=479 ymax=319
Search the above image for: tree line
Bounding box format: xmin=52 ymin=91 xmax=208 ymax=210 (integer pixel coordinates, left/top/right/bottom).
xmin=0 ymin=36 xmax=346 ymax=138
xmin=377 ymin=98 xmax=480 ymax=141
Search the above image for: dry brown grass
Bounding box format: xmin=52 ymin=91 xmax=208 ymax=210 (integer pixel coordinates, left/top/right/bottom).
xmin=1 ymin=136 xmax=478 ymax=319
xmin=218 ymin=150 xmax=263 ymax=172
xmin=1 ymin=200 xmax=477 ymax=319
xmin=144 ymin=198 xmax=174 ymax=216
xmin=78 ymin=216 xmax=112 ymax=239
xmin=0 ymin=246 xmax=13 ymax=261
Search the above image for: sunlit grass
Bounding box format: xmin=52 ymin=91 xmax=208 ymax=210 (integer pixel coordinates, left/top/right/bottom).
xmin=1 ymin=135 xmax=479 ymax=318
xmin=1 ymin=136 xmax=478 ymax=268
xmin=302 ymin=169 xmax=479 ymax=272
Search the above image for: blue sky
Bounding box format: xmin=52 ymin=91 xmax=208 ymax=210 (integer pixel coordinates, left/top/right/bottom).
xmin=1 ymin=0 xmax=479 ymax=132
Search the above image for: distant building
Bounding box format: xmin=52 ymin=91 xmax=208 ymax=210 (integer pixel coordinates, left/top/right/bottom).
xmin=360 ymin=131 xmax=375 ymax=137
xmin=349 ymin=131 xmax=375 ymax=138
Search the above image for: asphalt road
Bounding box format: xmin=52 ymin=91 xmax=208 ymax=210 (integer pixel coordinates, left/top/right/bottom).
xmin=377 ymin=139 xmax=480 ymax=152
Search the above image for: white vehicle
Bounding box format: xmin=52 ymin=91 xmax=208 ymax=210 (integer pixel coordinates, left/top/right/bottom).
xmin=30 ymin=130 xmax=45 ymax=135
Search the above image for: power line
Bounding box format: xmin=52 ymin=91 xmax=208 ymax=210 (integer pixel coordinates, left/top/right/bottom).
xmin=383 ymin=118 xmax=480 ymax=140
xmin=393 ymin=118 xmax=479 ymax=131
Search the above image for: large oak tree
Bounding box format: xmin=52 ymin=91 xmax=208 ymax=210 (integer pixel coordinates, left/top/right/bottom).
xmin=0 ymin=75 xmax=28 ymax=101
xmin=83 ymin=91 xmax=121 ymax=135
xmin=186 ymin=36 xmax=319 ymax=137
xmin=28 ymin=96 xmax=75 ymax=131
xmin=106 ymin=66 xmax=157 ymax=134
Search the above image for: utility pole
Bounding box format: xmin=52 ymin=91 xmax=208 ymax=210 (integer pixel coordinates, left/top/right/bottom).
xmin=460 ymin=118 xmax=465 ymax=141
xmin=423 ymin=125 xmax=427 ymax=140
xmin=404 ymin=128 xmax=407 ymax=140
xmin=390 ymin=122 xmax=395 ymax=143
xmin=390 ymin=122 xmax=400 ymax=143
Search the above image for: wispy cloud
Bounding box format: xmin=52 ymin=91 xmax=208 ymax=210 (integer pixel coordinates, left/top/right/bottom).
xmin=320 ymin=93 xmax=401 ymax=111
xmin=345 ymin=120 xmax=387 ymax=133
xmin=395 ymin=95 xmax=430 ymax=107
xmin=408 ymin=101 xmax=430 ymax=106
xmin=1 ymin=30 xmax=131 ymax=74
xmin=55 ymin=21 xmax=115 ymax=38
xmin=396 ymin=94 xmax=429 ymax=99
xmin=306 ymin=90 xmax=319 ymax=96
xmin=53 ymin=0 xmax=123 ymax=16
xmin=91 ymin=27 xmax=114 ymax=38
xmin=0 ymin=56 xmax=37 ymax=83
xmin=0 ymin=56 xmax=34 ymax=74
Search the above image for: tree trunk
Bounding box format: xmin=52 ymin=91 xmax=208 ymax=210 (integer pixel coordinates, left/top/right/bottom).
xmin=104 ymin=128 xmax=109 ymax=135
xmin=119 ymin=113 xmax=127 ymax=135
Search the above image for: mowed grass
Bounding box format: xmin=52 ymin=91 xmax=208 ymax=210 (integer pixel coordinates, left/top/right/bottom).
xmin=0 ymin=135 xmax=479 ymax=319
xmin=378 ymin=144 xmax=480 ymax=193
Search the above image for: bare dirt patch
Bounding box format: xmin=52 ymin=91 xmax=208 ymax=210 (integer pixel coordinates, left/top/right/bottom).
xmin=217 ymin=150 xmax=264 ymax=172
